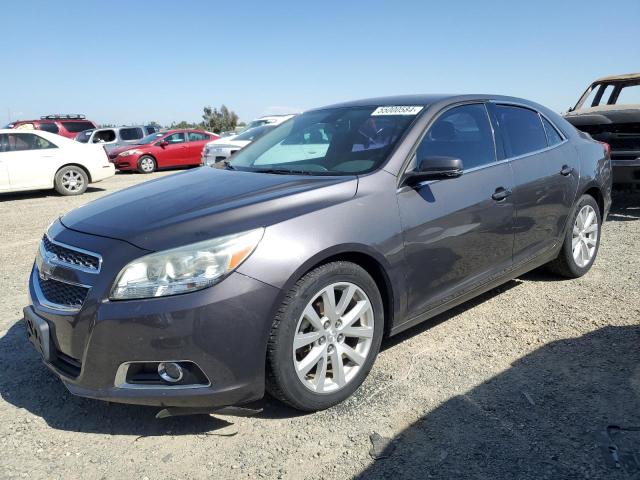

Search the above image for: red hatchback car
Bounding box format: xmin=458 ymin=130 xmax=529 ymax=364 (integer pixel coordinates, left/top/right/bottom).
xmin=109 ymin=130 xmax=219 ymax=173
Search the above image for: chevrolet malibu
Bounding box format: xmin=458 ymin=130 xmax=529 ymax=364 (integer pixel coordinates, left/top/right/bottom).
xmin=24 ymin=95 xmax=611 ymax=411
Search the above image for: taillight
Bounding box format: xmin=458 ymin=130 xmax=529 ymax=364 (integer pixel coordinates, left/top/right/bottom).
xmin=597 ymin=141 xmax=611 ymax=158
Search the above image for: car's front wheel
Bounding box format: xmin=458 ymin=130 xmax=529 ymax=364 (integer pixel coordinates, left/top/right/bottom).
xmin=266 ymin=262 xmax=384 ymax=411
xmin=547 ymin=194 xmax=601 ymax=278
xmin=54 ymin=165 xmax=88 ymax=196
xmin=137 ymin=155 xmax=156 ymax=174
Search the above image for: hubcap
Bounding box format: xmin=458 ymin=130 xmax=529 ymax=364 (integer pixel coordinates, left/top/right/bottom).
xmin=572 ymin=205 xmax=598 ymax=268
xmin=293 ymin=282 xmax=374 ymax=394
xmin=141 ymin=158 xmax=154 ymax=172
xmin=61 ymin=170 xmax=84 ymax=192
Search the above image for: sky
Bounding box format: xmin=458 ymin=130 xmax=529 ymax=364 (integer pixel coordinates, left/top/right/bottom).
xmin=3 ymin=0 xmax=639 ymax=126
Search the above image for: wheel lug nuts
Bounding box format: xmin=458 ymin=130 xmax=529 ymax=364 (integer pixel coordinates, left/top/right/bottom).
xmin=318 ymin=337 xmax=326 ymax=345
xmin=323 ymin=321 xmax=331 ymax=329
xmin=336 ymin=320 xmax=342 ymax=328
xmin=337 ymin=334 xmax=344 ymax=342
xmin=327 ymin=345 xmax=335 ymax=354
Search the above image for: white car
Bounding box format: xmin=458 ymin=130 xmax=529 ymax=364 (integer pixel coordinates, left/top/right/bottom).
xmin=0 ymin=129 xmax=115 ymax=195
xmin=202 ymin=124 xmax=277 ymax=166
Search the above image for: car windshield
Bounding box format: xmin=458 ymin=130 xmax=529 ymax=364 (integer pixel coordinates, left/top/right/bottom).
xmin=232 ymin=125 xmax=275 ymax=141
xmin=229 ymin=106 xmax=420 ymax=175
xmin=137 ymin=132 xmax=165 ymax=145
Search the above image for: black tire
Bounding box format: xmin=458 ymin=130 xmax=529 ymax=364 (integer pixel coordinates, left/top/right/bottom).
xmin=137 ymin=155 xmax=156 ymax=174
xmin=547 ymin=194 xmax=601 ymax=278
xmin=266 ymin=261 xmax=384 ymax=411
xmin=54 ymin=165 xmax=88 ymax=196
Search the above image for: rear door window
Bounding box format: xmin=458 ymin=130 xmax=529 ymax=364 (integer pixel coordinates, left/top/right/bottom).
xmin=416 ymin=103 xmax=496 ymax=170
xmin=495 ymin=105 xmax=548 ymax=158
xmin=61 ymin=121 xmax=94 ymax=133
xmin=38 ymin=122 xmax=60 ymax=134
xmin=119 ymin=127 xmax=144 ymax=141
xmin=187 ymin=132 xmax=208 ymax=141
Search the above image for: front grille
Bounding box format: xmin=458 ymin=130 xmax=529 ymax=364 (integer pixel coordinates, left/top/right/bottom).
xmin=38 ymin=276 xmax=89 ymax=309
xmin=42 ymin=235 xmax=100 ymax=271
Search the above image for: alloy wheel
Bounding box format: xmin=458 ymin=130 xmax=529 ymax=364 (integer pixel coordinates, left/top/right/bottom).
xmin=61 ymin=169 xmax=84 ymax=193
xmin=572 ymin=204 xmax=598 ymax=268
xmin=293 ymin=282 xmax=374 ymax=394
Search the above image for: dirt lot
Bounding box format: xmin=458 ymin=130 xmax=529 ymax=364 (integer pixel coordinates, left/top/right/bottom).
xmin=1 ymin=173 xmax=639 ymax=480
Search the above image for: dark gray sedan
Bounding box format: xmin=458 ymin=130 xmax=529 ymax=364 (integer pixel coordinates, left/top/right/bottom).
xmin=24 ymin=94 xmax=611 ymax=411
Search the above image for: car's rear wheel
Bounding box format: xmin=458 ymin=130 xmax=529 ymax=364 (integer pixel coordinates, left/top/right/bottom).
xmin=266 ymin=261 xmax=384 ymax=411
xmin=54 ymin=166 xmax=88 ymax=196
xmin=137 ymin=155 xmax=156 ymax=174
xmin=547 ymin=194 xmax=601 ymax=278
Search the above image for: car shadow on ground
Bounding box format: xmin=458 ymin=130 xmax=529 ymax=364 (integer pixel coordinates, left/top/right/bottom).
xmin=0 ymin=187 xmax=106 ymax=201
xmin=355 ymin=324 xmax=640 ymax=480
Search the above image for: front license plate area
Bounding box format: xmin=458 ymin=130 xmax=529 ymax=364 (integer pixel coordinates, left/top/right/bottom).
xmin=24 ymin=311 xmax=52 ymax=362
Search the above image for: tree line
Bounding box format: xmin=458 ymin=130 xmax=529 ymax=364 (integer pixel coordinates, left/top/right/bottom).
xmin=150 ymin=104 xmax=242 ymax=133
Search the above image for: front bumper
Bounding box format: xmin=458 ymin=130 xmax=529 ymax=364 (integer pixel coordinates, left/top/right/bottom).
xmin=25 ymin=224 xmax=281 ymax=407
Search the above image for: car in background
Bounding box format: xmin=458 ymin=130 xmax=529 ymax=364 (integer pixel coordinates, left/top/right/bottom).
xmin=0 ymin=129 xmax=114 ymax=195
xmin=109 ymin=129 xmax=218 ymax=173
xmin=202 ymin=124 xmax=276 ymax=166
xmin=239 ymin=114 xmax=296 ymax=132
xmin=564 ymin=72 xmax=640 ymax=186
xmin=75 ymin=125 xmax=160 ymax=153
xmin=5 ymin=115 xmax=97 ymax=139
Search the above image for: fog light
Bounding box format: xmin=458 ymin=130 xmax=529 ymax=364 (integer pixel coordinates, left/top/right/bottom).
xmin=158 ymin=362 xmax=183 ymax=383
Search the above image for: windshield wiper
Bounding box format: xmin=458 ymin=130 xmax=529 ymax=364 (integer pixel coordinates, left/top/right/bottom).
xmin=223 ymin=161 xmax=236 ymax=170
xmin=250 ymin=167 xmax=317 ymax=175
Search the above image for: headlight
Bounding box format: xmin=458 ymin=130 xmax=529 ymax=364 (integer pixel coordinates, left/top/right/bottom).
xmin=119 ymin=149 xmax=141 ymax=157
xmin=110 ymin=228 xmax=264 ymax=300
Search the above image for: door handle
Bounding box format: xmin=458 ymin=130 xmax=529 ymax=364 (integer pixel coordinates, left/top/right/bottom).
xmin=560 ymin=165 xmax=574 ymax=176
xmin=491 ymin=187 xmax=512 ymax=201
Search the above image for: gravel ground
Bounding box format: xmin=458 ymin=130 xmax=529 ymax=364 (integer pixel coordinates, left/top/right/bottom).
xmin=0 ymin=173 xmax=639 ymax=480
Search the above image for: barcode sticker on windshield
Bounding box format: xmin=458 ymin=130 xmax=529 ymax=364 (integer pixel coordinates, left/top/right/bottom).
xmin=371 ymin=106 xmax=423 ymax=116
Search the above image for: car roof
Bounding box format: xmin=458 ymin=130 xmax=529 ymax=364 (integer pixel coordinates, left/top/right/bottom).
xmin=312 ymin=94 xmax=542 ymax=111
xmin=592 ymin=72 xmax=640 ymax=83
xmin=0 ymin=128 xmax=75 ymax=144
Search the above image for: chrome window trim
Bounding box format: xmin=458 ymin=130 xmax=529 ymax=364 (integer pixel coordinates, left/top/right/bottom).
xmin=114 ymin=361 xmax=212 ymax=390
xmin=31 ymin=268 xmax=89 ymax=313
xmin=43 ymin=234 xmax=102 ymax=274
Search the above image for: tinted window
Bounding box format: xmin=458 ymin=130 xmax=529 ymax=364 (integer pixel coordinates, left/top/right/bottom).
xmin=187 ymin=132 xmax=208 ymax=142
xmin=119 ymin=127 xmax=144 ymax=141
xmin=92 ymin=130 xmax=116 ymax=143
xmin=615 ymin=84 xmax=640 ymax=105
xmin=541 ymin=116 xmax=563 ymax=146
xmin=61 ymin=121 xmax=94 ymax=133
xmin=38 ymin=122 xmax=59 ymax=134
xmin=165 ymin=133 xmax=186 ymax=144
xmin=145 ymin=125 xmax=160 ymax=134
xmin=6 ymin=133 xmax=57 ymax=151
xmin=416 ymin=104 xmax=495 ymax=170
xmin=495 ymin=105 xmax=547 ymax=158
xmin=233 ymin=125 xmax=275 ymax=141
xmin=75 ymin=130 xmax=93 ymax=143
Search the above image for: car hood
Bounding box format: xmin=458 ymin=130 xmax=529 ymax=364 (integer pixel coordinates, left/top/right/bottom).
xmin=109 ymin=145 xmax=145 ymax=157
xmin=60 ymin=167 xmax=358 ymax=251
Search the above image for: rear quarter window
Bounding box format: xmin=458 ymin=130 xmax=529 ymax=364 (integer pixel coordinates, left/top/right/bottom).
xmin=38 ymin=122 xmax=60 ymax=134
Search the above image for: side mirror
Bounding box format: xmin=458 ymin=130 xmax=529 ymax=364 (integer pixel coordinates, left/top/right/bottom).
xmin=156 ymin=141 xmax=169 ymax=148
xmin=404 ymin=156 xmax=463 ymax=186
